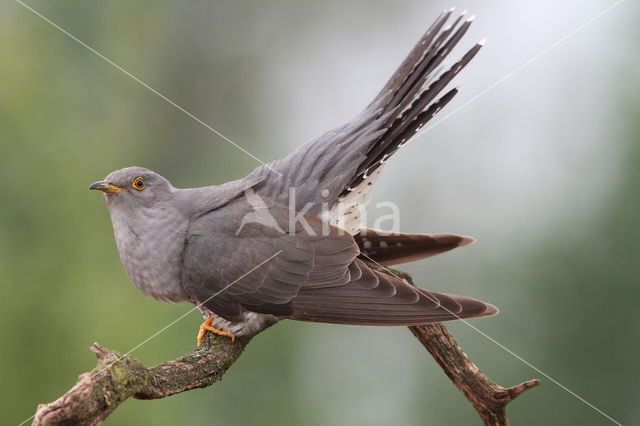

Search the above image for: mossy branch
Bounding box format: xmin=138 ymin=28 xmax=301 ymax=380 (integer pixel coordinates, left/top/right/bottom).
xmin=32 ymin=268 xmax=538 ymax=425
xmin=32 ymin=334 xmax=252 ymax=425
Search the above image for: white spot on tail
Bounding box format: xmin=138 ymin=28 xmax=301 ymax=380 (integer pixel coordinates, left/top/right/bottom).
xmin=329 ymin=165 xmax=384 ymax=234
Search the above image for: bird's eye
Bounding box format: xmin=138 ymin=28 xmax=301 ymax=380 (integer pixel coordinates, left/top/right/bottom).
xmin=132 ymin=177 xmax=145 ymax=190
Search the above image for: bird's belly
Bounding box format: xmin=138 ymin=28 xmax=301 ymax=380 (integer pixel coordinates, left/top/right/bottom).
xmin=198 ymin=306 xmax=280 ymax=336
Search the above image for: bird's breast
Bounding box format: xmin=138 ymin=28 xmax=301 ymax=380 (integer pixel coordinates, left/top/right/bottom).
xmin=109 ymin=206 xmax=189 ymax=303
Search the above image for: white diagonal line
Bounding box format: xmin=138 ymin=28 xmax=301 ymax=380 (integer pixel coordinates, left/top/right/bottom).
xmin=358 ymin=252 xmax=623 ymax=426
xmin=15 ymin=0 xmax=282 ymax=177
xmin=14 ymin=2 xmax=625 ymax=425
xmin=417 ymin=0 xmax=624 ymax=138
xmin=16 ymin=250 xmax=282 ymax=426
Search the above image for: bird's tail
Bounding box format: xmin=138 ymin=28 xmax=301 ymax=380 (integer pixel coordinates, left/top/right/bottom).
xmin=354 ymin=228 xmax=475 ymax=267
xmin=343 ymin=8 xmax=483 ymax=193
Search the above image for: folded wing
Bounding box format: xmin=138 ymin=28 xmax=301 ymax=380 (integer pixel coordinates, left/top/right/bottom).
xmin=181 ymin=198 xmax=497 ymax=325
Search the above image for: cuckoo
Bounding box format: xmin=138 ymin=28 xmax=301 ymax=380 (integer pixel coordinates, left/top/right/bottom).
xmin=90 ymin=9 xmax=498 ymax=346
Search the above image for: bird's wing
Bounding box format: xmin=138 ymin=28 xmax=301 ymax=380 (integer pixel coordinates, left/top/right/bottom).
xmin=181 ymin=197 xmax=496 ymax=324
xmin=248 ymin=9 xmax=482 ymax=223
xmin=355 ymin=228 xmax=475 ymax=267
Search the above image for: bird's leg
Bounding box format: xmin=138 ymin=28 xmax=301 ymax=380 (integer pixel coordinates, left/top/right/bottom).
xmin=197 ymin=315 xmax=235 ymax=346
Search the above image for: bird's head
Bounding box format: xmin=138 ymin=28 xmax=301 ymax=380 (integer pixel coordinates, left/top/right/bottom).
xmin=89 ymin=166 xmax=173 ymax=210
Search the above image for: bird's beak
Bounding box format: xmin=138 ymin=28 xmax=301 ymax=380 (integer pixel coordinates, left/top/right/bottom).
xmin=89 ymin=181 xmax=127 ymax=193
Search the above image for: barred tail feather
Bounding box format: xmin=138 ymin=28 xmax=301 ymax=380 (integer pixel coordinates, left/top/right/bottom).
xmin=343 ymin=10 xmax=483 ymax=194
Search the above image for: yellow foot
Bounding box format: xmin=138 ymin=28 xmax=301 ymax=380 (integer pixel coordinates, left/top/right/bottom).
xmin=197 ymin=315 xmax=235 ymax=346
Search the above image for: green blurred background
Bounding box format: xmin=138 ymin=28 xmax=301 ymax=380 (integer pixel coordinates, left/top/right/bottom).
xmin=2 ymin=1 xmax=638 ymax=424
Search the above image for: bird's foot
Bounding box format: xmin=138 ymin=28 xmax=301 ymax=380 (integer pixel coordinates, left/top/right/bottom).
xmin=197 ymin=315 xmax=235 ymax=346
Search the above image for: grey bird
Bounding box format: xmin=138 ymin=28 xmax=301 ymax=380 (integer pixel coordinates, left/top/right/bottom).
xmin=90 ymin=9 xmax=498 ymax=345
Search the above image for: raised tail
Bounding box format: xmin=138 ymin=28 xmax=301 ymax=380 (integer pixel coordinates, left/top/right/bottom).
xmin=343 ymin=8 xmax=482 ymax=193
xmin=251 ymin=8 xmax=483 ymax=226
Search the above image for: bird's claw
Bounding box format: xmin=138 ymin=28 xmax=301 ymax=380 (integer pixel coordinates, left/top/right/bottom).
xmin=197 ymin=315 xmax=235 ymax=346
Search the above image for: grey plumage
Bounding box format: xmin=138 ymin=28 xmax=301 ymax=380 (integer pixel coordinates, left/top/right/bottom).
xmin=91 ymin=10 xmax=497 ymax=337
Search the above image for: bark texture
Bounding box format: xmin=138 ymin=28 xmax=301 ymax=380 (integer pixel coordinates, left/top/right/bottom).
xmin=33 ymin=334 xmax=251 ymax=425
xmin=409 ymin=324 xmax=539 ymax=425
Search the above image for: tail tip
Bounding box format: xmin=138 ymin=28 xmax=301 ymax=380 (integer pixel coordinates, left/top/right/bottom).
xmin=484 ymin=302 xmax=499 ymax=317
xmin=459 ymin=235 xmax=476 ymax=247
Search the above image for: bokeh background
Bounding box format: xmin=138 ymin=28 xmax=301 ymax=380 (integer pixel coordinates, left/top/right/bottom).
xmin=2 ymin=0 xmax=638 ymax=425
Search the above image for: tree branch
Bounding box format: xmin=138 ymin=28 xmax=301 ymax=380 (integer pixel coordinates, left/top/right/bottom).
xmin=32 ymin=268 xmax=538 ymax=425
xmin=409 ymin=324 xmax=539 ymax=425
xmin=371 ymin=264 xmax=540 ymax=425
xmin=33 ymin=334 xmax=252 ymax=425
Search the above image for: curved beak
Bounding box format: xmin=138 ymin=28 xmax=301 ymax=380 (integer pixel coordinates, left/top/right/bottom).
xmin=89 ymin=181 xmax=127 ymax=193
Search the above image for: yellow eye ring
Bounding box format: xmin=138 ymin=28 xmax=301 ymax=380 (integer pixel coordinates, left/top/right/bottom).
xmin=132 ymin=177 xmax=145 ymax=190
